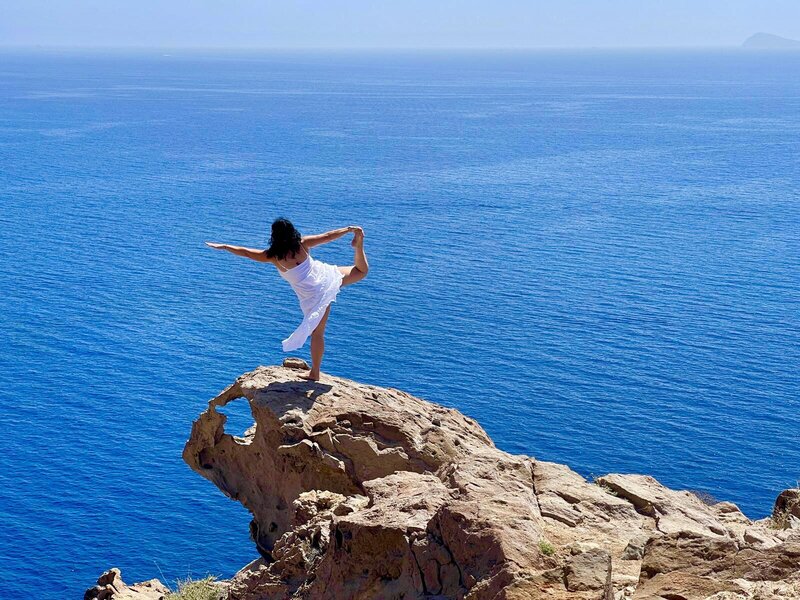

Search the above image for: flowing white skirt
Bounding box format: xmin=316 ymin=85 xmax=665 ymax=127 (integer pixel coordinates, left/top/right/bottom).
xmin=280 ymin=257 xmax=344 ymax=352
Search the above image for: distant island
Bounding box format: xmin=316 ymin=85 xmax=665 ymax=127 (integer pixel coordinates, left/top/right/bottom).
xmin=742 ymin=32 xmax=800 ymax=49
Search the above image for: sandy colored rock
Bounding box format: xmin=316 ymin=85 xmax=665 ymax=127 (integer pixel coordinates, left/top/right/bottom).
xmin=774 ymin=489 xmax=800 ymax=527
xmin=633 ymin=571 xmax=741 ymax=600
xmin=84 ymin=568 xmax=169 ymax=600
xmin=639 ymin=531 xmax=739 ymax=580
xmin=564 ymin=547 xmax=611 ymax=592
xmin=595 ymin=474 xmax=730 ymax=538
xmin=92 ymin=366 xmax=800 ymax=599
xmin=282 ymin=357 xmax=310 ymax=370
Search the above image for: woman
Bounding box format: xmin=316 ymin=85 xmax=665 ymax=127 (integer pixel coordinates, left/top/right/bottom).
xmin=206 ymin=218 xmax=368 ymax=381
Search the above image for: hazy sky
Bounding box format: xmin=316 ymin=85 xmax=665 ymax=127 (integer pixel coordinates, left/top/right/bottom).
xmin=1 ymin=0 xmax=799 ymax=49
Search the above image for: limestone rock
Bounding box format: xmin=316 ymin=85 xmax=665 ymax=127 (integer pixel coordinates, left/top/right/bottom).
xmin=637 ymin=531 xmax=800 ymax=599
xmin=774 ymin=489 xmax=800 ymax=528
xmin=639 ymin=531 xmax=739 ymax=580
xmin=282 ymin=357 xmax=309 ymax=370
xmin=84 ymin=568 xmax=169 ymax=600
xmin=91 ymin=365 xmax=800 ymax=600
xmin=595 ymin=474 xmax=730 ymax=538
xmin=621 ymin=535 xmax=650 ymax=560
xmin=633 ymin=571 xmax=741 ymax=600
xmin=564 ymin=547 xmax=611 ymax=592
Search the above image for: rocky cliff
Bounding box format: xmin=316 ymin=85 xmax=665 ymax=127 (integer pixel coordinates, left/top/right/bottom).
xmin=88 ymin=362 xmax=800 ymax=600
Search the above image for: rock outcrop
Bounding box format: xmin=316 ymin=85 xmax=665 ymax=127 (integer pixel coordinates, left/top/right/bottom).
xmin=92 ymin=363 xmax=800 ymax=600
xmin=84 ymin=568 xmax=169 ymax=600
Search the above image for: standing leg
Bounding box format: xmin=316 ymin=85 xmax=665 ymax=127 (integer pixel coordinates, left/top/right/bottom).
xmin=303 ymin=304 xmax=331 ymax=381
xmin=338 ymin=227 xmax=369 ymax=287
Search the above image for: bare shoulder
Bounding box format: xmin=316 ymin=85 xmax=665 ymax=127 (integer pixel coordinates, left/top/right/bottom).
xmin=258 ymin=250 xmax=275 ymax=264
xmin=300 ymin=235 xmax=318 ymax=247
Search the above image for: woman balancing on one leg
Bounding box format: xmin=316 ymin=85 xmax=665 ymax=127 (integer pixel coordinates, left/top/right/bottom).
xmin=205 ymin=218 xmax=368 ymax=381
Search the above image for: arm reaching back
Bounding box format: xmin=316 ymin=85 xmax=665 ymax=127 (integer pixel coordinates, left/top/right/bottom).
xmin=205 ymin=242 xmax=271 ymax=262
xmin=302 ymin=226 xmax=360 ymax=248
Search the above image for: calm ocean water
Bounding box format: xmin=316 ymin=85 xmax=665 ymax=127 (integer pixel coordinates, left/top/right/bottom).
xmin=0 ymin=49 xmax=798 ymax=598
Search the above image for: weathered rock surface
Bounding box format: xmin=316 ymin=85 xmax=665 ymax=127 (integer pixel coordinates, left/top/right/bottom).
xmin=774 ymin=490 xmax=800 ymax=531
xmin=92 ymin=363 xmax=800 ymax=599
xmin=84 ymin=568 xmax=169 ymax=600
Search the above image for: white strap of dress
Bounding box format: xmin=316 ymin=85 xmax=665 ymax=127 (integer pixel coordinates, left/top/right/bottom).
xmin=277 ymin=245 xmax=309 ymax=271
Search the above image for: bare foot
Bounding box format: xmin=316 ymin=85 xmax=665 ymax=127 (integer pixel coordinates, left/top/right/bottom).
xmin=351 ymin=227 xmax=364 ymax=247
xmin=300 ymin=370 xmax=320 ymax=381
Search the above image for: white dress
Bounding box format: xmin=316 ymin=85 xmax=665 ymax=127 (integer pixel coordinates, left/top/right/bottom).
xmin=277 ymin=250 xmax=344 ymax=352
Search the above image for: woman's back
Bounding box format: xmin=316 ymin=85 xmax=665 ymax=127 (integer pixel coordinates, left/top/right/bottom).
xmin=275 ymin=245 xmax=310 ymax=273
xmin=205 ymin=219 xmax=367 ymax=379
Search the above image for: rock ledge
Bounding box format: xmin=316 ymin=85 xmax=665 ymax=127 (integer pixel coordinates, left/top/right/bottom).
xmin=92 ymin=364 xmax=800 ymax=600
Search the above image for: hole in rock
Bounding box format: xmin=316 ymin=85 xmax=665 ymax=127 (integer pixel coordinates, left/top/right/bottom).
xmin=218 ymin=397 xmax=257 ymax=439
xmin=198 ymin=449 xmax=214 ymax=470
xmin=335 ymin=527 xmax=343 ymax=549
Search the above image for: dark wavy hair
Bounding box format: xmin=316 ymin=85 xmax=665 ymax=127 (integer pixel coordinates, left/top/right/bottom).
xmin=266 ymin=218 xmax=302 ymax=260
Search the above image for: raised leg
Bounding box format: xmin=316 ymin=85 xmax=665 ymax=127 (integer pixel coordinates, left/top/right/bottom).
xmin=338 ymin=227 xmax=369 ymax=287
xmin=302 ymin=304 xmax=331 ymax=381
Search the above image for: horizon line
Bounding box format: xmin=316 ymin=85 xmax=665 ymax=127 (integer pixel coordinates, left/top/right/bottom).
xmin=0 ymin=43 xmax=781 ymax=53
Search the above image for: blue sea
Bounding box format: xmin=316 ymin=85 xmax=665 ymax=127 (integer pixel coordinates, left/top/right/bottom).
xmin=1 ymin=49 xmax=798 ymax=599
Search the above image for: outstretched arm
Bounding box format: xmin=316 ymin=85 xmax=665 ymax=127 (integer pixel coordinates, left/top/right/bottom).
xmin=205 ymin=242 xmax=271 ymax=262
xmin=302 ymin=226 xmax=359 ymax=248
